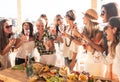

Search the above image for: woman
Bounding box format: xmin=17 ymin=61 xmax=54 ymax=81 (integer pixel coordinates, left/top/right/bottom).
xmin=40 ymin=14 xmax=48 ymax=29
xmin=101 ymin=2 xmax=119 ymax=23
xmin=54 ymin=14 xmax=64 ymax=36
xmin=0 ymin=19 xmax=16 ymax=70
xmin=73 ymin=9 xmax=105 ymax=76
xmin=100 ymin=2 xmax=119 ymax=79
xmin=62 ymin=9 xmax=78 ymax=70
xmin=53 ymin=14 xmax=65 ymax=67
xmin=34 ymin=18 xmax=56 ymax=65
xmin=53 ymin=14 xmax=64 ymax=46
xmin=15 ymin=21 xmax=35 ymax=65
xmin=104 ymin=16 xmax=120 ymax=81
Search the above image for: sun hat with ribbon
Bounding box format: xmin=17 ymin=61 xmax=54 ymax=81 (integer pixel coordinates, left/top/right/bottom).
xmin=82 ymin=9 xmax=99 ymax=23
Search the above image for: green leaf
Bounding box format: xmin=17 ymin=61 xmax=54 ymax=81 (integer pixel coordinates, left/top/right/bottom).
xmin=12 ymin=64 xmax=24 ymax=70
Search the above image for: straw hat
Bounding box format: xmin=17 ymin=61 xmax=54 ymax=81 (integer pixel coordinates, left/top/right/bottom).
xmin=82 ymin=9 xmax=99 ymax=23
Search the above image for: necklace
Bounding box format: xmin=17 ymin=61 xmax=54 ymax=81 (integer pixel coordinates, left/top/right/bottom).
xmin=65 ymin=38 xmax=72 ymax=47
xmin=65 ymin=27 xmax=73 ymax=47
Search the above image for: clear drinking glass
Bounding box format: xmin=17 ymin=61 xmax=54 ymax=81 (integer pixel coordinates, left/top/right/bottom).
xmin=9 ymin=34 xmax=17 ymax=52
xmin=44 ymin=37 xmax=48 ymax=43
xmin=24 ymin=29 xmax=30 ymax=41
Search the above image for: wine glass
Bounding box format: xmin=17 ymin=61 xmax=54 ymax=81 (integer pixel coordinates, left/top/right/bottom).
xmin=43 ymin=37 xmax=48 ymax=43
xmin=79 ymin=27 xmax=84 ymax=34
xmin=10 ymin=34 xmax=17 ymax=52
xmin=50 ymin=24 xmax=56 ymax=35
xmin=24 ymin=29 xmax=30 ymax=41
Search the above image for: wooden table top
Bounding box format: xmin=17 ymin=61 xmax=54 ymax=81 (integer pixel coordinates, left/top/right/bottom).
xmin=0 ymin=66 xmax=113 ymax=82
xmin=0 ymin=68 xmax=28 ymax=82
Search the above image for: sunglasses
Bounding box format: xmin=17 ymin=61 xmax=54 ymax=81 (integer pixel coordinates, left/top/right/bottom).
xmin=101 ymin=10 xmax=105 ymax=16
xmin=6 ymin=25 xmax=12 ymax=29
xmin=57 ymin=18 xmax=63 ymax=21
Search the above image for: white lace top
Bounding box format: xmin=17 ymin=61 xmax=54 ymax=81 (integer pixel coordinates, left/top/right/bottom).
xmin=84 ymin=51 xmax=106 ymax=77
xmin=98 ymin=42 xmax=120 ymax=79
xmin=16 ymin=41 xmax=35 ymax=59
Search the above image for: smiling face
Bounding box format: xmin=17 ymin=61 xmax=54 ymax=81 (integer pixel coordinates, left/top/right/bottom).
xmin=36 ymin=20 xmax=45 ymax=33
xmin=101 ymin=7 xmax=107 ymax=23
xmin=83 ymin=15 xmax=89 ymax=25
xmin=23 ymin=22 xmax=30 ymax=30
xmin=57 ymin=18 xmax=63 ymax=25
xmin=4 ymin=20 xmax=12 ymax=36
xmin=105 ymin=25 xmax=117 ymax=42
xmin=65 ymin=15 xmax=69 ymax=24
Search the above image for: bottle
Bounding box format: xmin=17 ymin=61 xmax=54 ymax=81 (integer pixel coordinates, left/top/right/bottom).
xmin=26 ymin=55 xmax=33 ymax=78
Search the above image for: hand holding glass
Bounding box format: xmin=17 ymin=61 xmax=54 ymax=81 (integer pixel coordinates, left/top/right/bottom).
xmin=24 ymin=30 xmax=30 ymax=41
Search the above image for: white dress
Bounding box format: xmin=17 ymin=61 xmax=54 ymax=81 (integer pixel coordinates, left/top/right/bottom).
xmin=54 ymin=42 xmax=65 ymax=67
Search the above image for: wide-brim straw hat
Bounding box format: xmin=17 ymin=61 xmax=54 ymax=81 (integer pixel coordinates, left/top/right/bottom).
xmin=82 ymin=9 xmax=99 ymax=23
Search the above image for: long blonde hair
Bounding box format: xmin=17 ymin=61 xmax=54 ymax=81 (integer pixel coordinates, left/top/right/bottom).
xmin=85 ymin=17 xmax=99 ymax=39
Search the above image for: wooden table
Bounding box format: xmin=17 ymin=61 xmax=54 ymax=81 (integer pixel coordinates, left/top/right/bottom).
xmin=0 ymin=68 xmax=28 ymax=82
xmin=0 ymin=67 xmax=113 ymax=82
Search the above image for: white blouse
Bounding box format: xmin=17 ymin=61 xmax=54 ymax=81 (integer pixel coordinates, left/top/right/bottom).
xmin=84 ymin=51 xmax=106 ymax=77
xmin=113 ymin=42 xmax=120 ymax=79
xmin=99 ymin=42 xmax=120 ymax=80
xmin=16 ymin=41 xmax=35 ymax=59
xmin=62 ymin=27 xmax=78 ymax=59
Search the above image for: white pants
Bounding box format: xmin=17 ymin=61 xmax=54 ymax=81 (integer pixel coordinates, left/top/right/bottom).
xmin=40 ymin=54 xmax=56 ymax=65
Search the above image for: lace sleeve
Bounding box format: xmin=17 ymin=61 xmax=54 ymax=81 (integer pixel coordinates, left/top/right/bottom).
xmin=102 ymin=54 xmax=113 ymax=65
xmin=93 ymin=51 xmax=113 ymax=65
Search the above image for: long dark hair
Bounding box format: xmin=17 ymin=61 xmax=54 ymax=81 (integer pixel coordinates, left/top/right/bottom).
xmin=101 ymin=2 xmax=119 ymax=22
xmin=0 ymin=19 xmax=12 ymax=52
xmin=54 ymin=14 xmax=62 ymax=36
xmin=21 ymin=22 xmax=34 ymax=37
xmin=109 ymin=16 xmax=120 ymax=58
xmin=66 ymin=10 xmax=76 ymax=21
xmin=101 ymin=2 xmax=119 ymax=55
